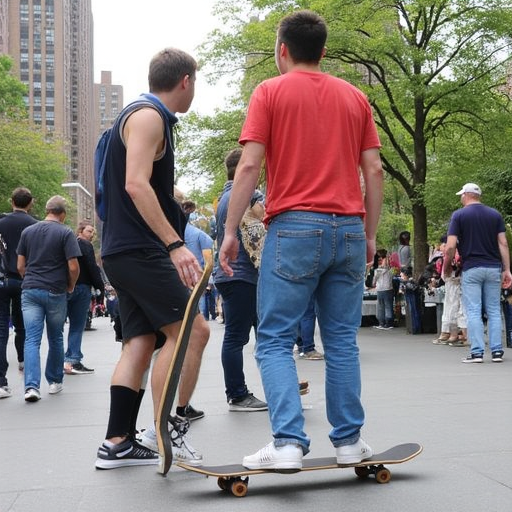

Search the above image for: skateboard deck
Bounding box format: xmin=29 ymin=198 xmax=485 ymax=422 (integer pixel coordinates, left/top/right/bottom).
xmin=156 ymin=249 xmax=213 ymax=476
xmin=177 ymin=442 xmax=422 ymax=497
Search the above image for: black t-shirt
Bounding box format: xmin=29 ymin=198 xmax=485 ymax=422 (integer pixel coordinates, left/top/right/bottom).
xmin=76 ymin=237 xmax=105 ymax=293
xmin=17 ymin=220 xmax=82 ymax=293
xmin=0 ymin=211 xmax=38 ymax=278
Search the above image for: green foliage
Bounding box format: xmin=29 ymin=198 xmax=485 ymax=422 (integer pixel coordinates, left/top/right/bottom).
xmin=180 ymin=0 xmax=512 ymax=268
xmin=0 ymin=55 xmax=28 ymax=118
xmin=0 ymin=119 xmax=68 ymax=218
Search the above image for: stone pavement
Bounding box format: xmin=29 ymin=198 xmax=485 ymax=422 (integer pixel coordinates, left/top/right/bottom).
xmin=1 ymin=316 xmax=511 ymax=512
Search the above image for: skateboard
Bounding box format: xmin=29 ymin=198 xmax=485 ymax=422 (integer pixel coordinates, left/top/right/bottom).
xmin=177 ymin=442 xmax=422 ymax=497
xmin=156 ymin=249 xmax=213 ymax=476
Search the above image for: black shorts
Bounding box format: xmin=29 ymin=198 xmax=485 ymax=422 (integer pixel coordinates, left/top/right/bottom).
xmin=103 ymin=249 xmax=190 ymax=343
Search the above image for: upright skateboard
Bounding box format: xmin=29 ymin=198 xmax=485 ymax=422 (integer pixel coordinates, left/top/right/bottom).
xmin=156 ymin=249 xmax=213 ymax=475
xmin=178 ymin=443 xmax=422 ymax=497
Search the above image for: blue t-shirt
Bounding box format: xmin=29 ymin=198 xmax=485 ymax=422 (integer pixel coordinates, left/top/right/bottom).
xmin=447 ymin=203 xmax=505 ymax=271
xmin=184 ymin=223 xmax=213 ymax=267
xmin=214 ymin=181 xmax=259 ymax=285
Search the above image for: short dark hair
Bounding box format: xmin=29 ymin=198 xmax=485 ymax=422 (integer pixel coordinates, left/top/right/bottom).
xmin=277 ymin=10 xmax=327 ymax=64
xmin=399 ymin=231 xmax=411 ymax=244
xmin=148 ymin=48 xmax=197 ymax=92
xmin=11 ymin=187 xmax=33 ymax=208
xmin=224 ymin=148 xmax=242 ymax=181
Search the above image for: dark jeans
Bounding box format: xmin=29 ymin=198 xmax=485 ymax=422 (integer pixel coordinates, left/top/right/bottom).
xmin=0 ymin=278 xmax=25 ymax=386
xmin=216 ymin=280 xmax=257 ymax=401
xmin=201 ymin=286 xmax=217 ymax=320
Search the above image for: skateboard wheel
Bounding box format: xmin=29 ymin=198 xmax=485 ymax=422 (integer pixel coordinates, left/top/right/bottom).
xmin=354 ymin=466 xmax=370 ymax=478
xmin=217 ymin=477 xmax=229 ymax=491
xmin=230 ymin=480 xmax=248 ymax=497
xmin=375 ymin=467 xmax=391 ymax=484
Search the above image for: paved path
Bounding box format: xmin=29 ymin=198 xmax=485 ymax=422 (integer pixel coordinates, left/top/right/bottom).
xmin=1 ymin=316 xmax=511 ymax=511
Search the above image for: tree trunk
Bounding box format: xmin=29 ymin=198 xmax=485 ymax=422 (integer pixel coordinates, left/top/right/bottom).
xmin=411 ymin=202 xmax=429 ymax=279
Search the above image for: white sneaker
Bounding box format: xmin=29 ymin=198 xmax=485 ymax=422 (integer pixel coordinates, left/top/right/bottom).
xmin=24 ymin=388 xmax=41 ymax=402
xmin=137 ymin=419 xmax=203 ymax=466
xmin=0 ymin=385 xmax=12 ymax=398
xmin=242 ymin=442 xmax=303 ymax=470
xmin=48 ymin=382 xmax=63 ymax=394
xmin=336 ymin=438 xmax=373 ymax=464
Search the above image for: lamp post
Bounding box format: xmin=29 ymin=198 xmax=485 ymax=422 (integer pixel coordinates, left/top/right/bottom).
xmin=61 ymin=182 xmax=93 ymax=226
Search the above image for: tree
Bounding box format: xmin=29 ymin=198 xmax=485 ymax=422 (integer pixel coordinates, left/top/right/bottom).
xmin=0 ymin=55 xmax=27 ymax=118
xmin=0 ymin=55 xmax=68 ymax=218
xmin=0 ymin=120 xmax=67 ymax=218
xmin=190 ymin=0 xmax=512 ymax=273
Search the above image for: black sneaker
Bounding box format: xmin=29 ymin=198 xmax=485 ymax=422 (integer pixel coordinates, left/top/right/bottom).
xmin=71 ymin=362 xmax=94 ymax=374
xmin=462 ymin=353 xmax=484 ymax=364
xmin=177 ymin=404 xmax=205 ymax=421
xmin=95 ymin=438 xmax=159 ymax=469
xmin=491 ymin=350 xmax=504 ymax=363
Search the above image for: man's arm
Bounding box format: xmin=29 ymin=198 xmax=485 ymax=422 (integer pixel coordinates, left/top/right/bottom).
xmin=219 ymin=141 xmax=265 ymax=276
xmin=124 ymin=108 xmax=202 ymax=287
xmin=442 ymin=235 xmax=457 ymax=278
xmin=67 ymin=258 xmax=80 ymax=293
xmin=498 ymin=232 xmax=512 ymax=289
xmin=17 ymin=254 xmax=26 ymax=278
xmin=360 ymin=148 xmax=384 ymax=264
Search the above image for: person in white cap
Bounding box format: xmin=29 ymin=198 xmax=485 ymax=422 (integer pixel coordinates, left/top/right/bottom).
xmin=443 ymin=183 xmax=512 ymax=363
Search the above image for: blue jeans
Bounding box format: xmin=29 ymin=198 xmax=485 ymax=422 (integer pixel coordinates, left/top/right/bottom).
xmin=216 ymin=280 xmax=257 ymax=401
xmin=461 ymin=266 xmax=503 ymax=355
xmin=257 ymin=212 xmax=367 ymax=453
xmin=22 ymin=289 xmax=68 ymax=390
xmin=65 ymin=284 xmax=92 ymax=363
xmin=297 ymin=294 xmax=316 ymax=353
xmin=0 ymin=278 xmax=25 ymax=386
xmin=376 ymin=289 xmax=394 ymax=327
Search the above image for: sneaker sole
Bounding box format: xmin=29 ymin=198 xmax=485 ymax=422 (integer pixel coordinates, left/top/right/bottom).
xmin=95 ymin=457 xmax=159 ymax=470
xmin=337 ymin=455 xmax=373 ymax=465
xmin=229 ymin=405 xmax=268 ymax=412
xmin=243 ymin=461 xmax=302 ymax=470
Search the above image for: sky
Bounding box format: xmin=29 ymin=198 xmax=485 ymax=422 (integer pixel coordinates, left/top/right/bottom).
xmin=90 ymin=0 xmax=230 ymax=114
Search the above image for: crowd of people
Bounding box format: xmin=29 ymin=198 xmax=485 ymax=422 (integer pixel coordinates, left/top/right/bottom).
xmin=1 ymin=9 xmax=510 ymax=478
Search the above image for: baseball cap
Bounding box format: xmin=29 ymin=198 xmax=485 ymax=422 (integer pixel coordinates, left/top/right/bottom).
xmin=45 ymin=195 xmax=67 ymax=213
xmin=455 ymin=183 xmax=482 ymax=196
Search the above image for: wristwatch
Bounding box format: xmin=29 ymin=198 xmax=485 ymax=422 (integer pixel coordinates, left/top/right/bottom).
xmin=166 ymin=240 xmax=185 ymax=252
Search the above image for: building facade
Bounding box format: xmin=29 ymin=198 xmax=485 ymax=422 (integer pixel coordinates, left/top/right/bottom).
xmin=94 ymin=70 xmax=123 ymax=137
xmin=1 ymin=0 xmax=95 ymax=222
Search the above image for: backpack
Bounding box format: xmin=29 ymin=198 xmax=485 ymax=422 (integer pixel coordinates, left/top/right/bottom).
xmin=0 ymin=233 xmax=8 ymax=283
xmin=94 ymin=93 xmax=175 ymax=221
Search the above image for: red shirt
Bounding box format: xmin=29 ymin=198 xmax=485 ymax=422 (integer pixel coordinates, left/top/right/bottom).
xmin=240 ymin=71 xmax=381 ymax=222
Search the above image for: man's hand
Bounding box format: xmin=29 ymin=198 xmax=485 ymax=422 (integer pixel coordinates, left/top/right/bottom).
xmin=366 ymin=237 xmax=376 ymax=265
xmin=169 ymin=246 xmax=203 ymax=289
xmin=219 ymin=232 xmax=240 ymax=277
xmin=502 ymin=270 xmax=512 ymax=290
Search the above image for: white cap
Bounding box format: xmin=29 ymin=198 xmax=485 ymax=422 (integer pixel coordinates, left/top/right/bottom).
xmin=456 ymin=183 xmax=482 ymax=196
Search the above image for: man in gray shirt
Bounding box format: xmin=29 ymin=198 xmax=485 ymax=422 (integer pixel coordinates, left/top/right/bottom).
xmin=17 ymin=196 xmax=81 ymax=402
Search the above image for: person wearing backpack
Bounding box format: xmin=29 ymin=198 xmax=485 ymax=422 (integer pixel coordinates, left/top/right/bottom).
xmin=95 ymin=48 xmax=209 ymax=470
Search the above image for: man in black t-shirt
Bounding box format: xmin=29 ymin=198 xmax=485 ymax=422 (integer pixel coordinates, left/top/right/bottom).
xmin=0 ymin=188 xmax=38 ymax=399
xmin=17 ymin=196 xmax=81 ymax=402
